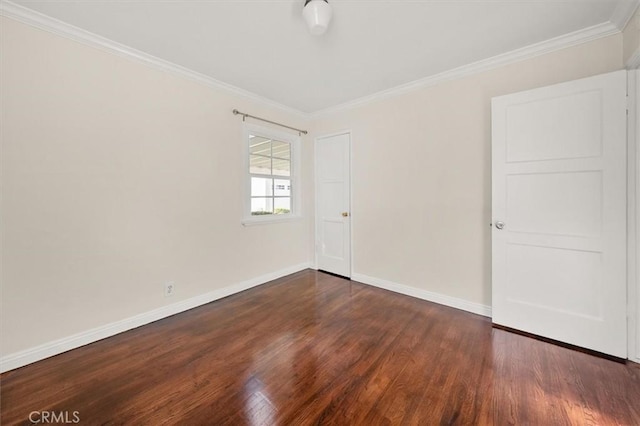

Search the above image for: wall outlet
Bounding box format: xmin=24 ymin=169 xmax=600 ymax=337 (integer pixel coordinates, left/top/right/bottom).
xmin=164 ymin=281 xmax=175 ymax=297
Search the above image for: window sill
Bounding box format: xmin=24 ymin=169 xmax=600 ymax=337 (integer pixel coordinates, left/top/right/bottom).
xmin=242 ymin=215 xmax=303 ymax=226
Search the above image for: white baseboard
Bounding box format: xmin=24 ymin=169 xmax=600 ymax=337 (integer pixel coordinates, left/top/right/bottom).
xmin=0 ymin=262 xmax=312 ymax=373
xmin=351 ymin=273 xmax=492 ymax=318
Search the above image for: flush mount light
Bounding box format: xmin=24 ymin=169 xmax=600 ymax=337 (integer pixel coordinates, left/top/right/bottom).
xmin=303 ymin=0 xmax=332 ymax=36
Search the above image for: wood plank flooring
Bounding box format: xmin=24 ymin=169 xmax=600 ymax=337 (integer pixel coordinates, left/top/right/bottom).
xmin=2 ymin=270 xmax=639 ymax=425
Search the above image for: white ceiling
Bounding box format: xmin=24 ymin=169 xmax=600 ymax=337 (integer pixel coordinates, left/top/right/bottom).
xmin=8 ymin=0 xmax=637 ymax=113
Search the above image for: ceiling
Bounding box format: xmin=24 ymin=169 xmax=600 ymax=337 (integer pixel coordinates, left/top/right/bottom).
xmin=8 ymin=0 xmax=638 ymax=113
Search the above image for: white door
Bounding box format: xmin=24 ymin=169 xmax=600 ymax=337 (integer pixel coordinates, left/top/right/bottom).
xmin=492 ymin=70 xmax=627 ymax=358
xmin=316 ymin=132 xmax=351 ymax=277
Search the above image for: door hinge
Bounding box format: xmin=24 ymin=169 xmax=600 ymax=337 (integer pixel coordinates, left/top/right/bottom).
xmin=626 ymin=94 xmax=630 ymax=113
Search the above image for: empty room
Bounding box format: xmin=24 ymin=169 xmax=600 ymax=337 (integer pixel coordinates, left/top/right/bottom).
xmin=2 ymin=0 xmax=640 ymax=424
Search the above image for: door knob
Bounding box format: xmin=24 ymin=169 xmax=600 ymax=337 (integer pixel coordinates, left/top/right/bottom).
xmin=342 ymin=212 xmax=350 ymax=217
xmin=495 ymin=221 xmax=505 ymax=230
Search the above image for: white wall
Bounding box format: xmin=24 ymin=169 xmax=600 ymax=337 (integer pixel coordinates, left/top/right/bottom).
xmin=0 ymin=17 xmax=314 ymax=360
xmin=311 ymin=34 xmax=623 ymax=311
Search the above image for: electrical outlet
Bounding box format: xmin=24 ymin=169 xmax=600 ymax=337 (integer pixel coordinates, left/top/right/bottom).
xmin=165 ymin=281 xmax=175 ymax=297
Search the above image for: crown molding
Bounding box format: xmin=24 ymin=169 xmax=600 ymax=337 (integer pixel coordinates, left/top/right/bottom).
xmin=0 ymin=1 xmax=310 ymax=119
xmin=0 ymin=0 xmax=629 ymax=119
xmin=610 ymin=0 xmax=640 ymax=31
xmin=312 ymin=22 xmax=621 ymax=117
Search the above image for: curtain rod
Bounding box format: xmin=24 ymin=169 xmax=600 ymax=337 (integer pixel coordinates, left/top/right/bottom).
xmin=232 ymin=109 xmax=308 ymax=135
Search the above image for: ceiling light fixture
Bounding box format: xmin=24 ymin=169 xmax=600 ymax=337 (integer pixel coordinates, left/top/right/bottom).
xmin=303 ymin=0 xmax=332 ymax=36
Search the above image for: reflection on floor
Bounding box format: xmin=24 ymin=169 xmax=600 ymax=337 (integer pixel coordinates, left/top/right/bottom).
xmin=2 ymin=269 xmax=639 ymax=425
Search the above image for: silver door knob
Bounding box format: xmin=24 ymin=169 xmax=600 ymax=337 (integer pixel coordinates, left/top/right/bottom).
xmin=495 ymin=221 xmax=505 ymax=230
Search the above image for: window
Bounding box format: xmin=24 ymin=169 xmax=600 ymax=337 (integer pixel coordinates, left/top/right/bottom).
xmin=243 ymin=124 xmax=300 ymax=224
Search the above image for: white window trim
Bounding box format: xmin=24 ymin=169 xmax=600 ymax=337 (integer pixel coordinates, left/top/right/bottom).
xmin=242 ymin=123 xmax=302 ymax=226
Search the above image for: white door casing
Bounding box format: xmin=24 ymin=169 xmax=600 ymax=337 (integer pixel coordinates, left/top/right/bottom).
xmin=315 ymin=132 xmax=351 ymax=277
xmin=634 ymin=69 xmax=640 ymax=363
xmin=492 ymin=70 xmax=627 ymax=358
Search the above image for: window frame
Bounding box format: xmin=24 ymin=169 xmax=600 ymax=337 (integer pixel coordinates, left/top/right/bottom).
xmin=242 ymin=123 xmax=301 ymax=225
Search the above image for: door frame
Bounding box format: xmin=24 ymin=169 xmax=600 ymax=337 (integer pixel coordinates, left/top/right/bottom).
xmin=628 ymin=69 xmax=640 ymax=364
xmin=314 ymin=130 xmax=353 ymax=278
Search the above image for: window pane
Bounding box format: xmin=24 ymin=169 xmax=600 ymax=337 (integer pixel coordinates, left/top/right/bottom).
xmin=272 ymin=158 xmax=290 ymax=177
xmin=274 ymin=179 xmax=290 ymax=196
xmin=272 ymin=141 xmax=290 ymax=160
xmin=249 ymin=136 xmax=271 ymax=156
xmin=251 ymin=198 xmax=273 ymax=215
xmin=251 ymin=177 xmax=273 ymax=196
xmin=274 ymin=197 xmax=291 ymax=214
xmin=250 ymin=155 xmax=271 ymax=175
xmin=246 ymin=131 xmax=296 ymax=221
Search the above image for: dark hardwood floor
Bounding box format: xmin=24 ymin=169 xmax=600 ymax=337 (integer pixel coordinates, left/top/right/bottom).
xmin=2 ymin=270 xmax=639 ymax=425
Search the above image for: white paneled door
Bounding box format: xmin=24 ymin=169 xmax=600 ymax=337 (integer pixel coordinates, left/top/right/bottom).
xmin=492 ymin=70 xmax=627 ymax=358
xmin=316 ymin=132 xmax=351 ymax=277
